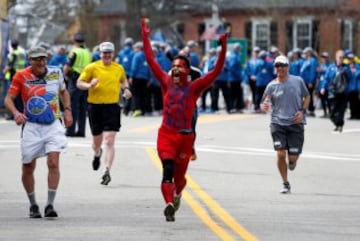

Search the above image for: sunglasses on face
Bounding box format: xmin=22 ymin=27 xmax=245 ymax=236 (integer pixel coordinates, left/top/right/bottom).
xmin=30 ymin=56 xmax=47 ymax=62
xmin=274 ymin=63 xmax=288 ymax=68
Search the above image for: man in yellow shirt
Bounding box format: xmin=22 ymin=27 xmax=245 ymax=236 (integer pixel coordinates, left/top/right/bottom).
xmin=76 ymin=42 xmax=131 ymax=185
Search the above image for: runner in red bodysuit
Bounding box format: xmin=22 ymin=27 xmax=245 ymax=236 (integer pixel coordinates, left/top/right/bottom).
xmin=141 ymin=19 xmax=227 ymax=221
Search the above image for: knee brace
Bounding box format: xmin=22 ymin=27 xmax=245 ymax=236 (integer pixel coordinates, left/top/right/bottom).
xmin=162 ymin=159 xmax=174 ymax=183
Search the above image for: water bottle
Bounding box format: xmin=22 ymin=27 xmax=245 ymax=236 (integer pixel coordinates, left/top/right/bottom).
xmin=264 ymin=94 xmax=271 ymax=112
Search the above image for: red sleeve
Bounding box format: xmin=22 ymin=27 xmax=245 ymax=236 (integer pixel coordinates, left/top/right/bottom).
xmin=141 ymin=19 xmax=168 ymax=89
xmin=191 ymin=34 xmax=227 ymax=95
xmin=7 ymin=71 xmax=24 ymax=97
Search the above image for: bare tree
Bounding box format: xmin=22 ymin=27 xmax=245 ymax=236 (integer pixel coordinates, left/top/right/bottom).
xmin=8 ymin=0 xmax=99 ymax=47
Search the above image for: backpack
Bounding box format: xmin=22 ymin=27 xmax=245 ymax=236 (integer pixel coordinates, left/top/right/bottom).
xmin=332 ymin=70 xmax=348 ymax=94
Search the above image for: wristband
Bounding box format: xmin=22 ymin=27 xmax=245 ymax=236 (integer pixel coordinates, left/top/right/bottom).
xmin=64 ymin=107 xmax=72 ymax=111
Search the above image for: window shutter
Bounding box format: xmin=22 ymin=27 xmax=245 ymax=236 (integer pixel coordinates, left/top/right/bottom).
xmin=312 ymin=20 xmax=320 ymax=52
xmin=340 ymin=20 xmax=345 ymax=49
xmin=270 ymin=21 xmax=278 ymax=48
xmin=198 ymin=22 xmax=206 ymax=36
xmin=245 ymin=21 xmax=252 ymax=56
xmin=285 ymin=20 xmax=293 ymax=53
xmin=353 ymin=21 xmax=357 ymax=53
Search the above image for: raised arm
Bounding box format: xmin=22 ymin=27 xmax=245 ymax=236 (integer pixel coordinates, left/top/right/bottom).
xmin=192 ymin=34 xmax=227 ymax=92
xmin=141 ymin=19 xmax=167 ymax=86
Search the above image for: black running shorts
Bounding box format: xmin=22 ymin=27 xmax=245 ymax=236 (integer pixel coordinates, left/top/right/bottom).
xmin=270 ymin=123 xmax=304 ymax=155
xmin=88 ymin=103 xmax=121 ymax=136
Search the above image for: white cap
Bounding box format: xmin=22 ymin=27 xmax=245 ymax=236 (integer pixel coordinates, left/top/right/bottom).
xmin=133 ymin=41 xmax=143 ymax=49
xmin=274 ymin=55 xmax=289 ymax=65
xmin=303 ymin=46 xmax=313 ymax=54
xmin=187 ymin=40 xmax=198 ymax=48
xmin=253 ymin=46 xmax=261 ymax=52
xmin=99 ymin=42 xmax=115 ymax=52
xmin=124 ymin=37 xmax=133 ymax=45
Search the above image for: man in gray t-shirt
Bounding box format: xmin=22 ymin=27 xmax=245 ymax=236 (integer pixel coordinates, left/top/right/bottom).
xmin=261 ymin=55 xmax=310 ymax=194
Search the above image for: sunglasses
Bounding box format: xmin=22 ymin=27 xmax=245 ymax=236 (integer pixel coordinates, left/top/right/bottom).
xmin=274 ymin=63 xmax=288 ymax=68
xmin=30 ymin=56 xmax=47 ymax=62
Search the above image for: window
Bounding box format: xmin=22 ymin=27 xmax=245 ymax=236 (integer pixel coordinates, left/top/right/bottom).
xmin=293 ymin=18 xmax=312 ymax=49
xmin=342 ymin=19 xmax=353 ymax=51
xmin=252 ymin=19 xmax=270 ymax=50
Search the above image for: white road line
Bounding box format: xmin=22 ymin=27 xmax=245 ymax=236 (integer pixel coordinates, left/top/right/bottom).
xmin=1 ymin=140 xmax=359 ymax=162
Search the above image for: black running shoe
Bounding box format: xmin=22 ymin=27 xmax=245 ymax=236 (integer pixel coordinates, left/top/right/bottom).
xmin=44 ymin=204 xmax=58 ymax=218
xmin=164 ymin=203 xmax=175 ymax=222
xmin=173 ymin=195 xmax=181 ymax=212
xmin=100 ymin=171 xmax=111 ymax=185
xmin=92 ymin=148 xmax=102 ymax=171
xmin=288 ymin=161 xmax=297 ymax=171
xmin=29 ymin=204 xmax=42 ymax=218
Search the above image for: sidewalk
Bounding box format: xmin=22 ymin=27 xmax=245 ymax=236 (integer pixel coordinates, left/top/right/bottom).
xmin=0 ymin=107 xmax=7 ymax=119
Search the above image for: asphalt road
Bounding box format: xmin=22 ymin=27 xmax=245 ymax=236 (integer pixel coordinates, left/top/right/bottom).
xmin=0 ymin=111 xmax=359 ymax=241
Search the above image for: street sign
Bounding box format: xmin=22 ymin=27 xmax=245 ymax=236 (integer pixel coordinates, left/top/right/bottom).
xmin=211 ymin=38 xmax=247 ymax=66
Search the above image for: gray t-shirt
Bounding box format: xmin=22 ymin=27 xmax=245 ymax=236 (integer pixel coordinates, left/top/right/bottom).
xmin=263 ymin=74 xmax=310 ymax=126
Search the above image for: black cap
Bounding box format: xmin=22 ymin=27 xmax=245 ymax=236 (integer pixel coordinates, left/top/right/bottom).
xmin=73 ymin=33 xmax=85 ymax=43
xmin=11 ymin=39 xmax=19 ymax=47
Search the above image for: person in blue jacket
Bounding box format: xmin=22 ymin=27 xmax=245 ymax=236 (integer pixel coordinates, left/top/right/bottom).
xmin=244 ymin=47 xmax=261 ymax=111
xmin=345 ymin=53 xmax=360 ymax=119
xmin=209 ymin=47 xmax=231 ymax=113
xmin=300 ymin=47 xmax=318 ymax=117
xmin=128 ymin=42 xmax=151 ymax=117
xmin=149 ymin=44 xmax=172 ymax=115
xmin=117 ymin=38 xmax=134 ymax=115
xmin=48 ymin=45 xmax=67 ymax=69
xmin=316 ymin=51 xmax=334 ymax=118
xmin=290 ymin=48 xmax=304 ymax=76
xmin=227 ymin=43 xmax=244 ymax=112
xmin=327 ymin=50 xmax=352 ymax=133
xmin=91 ymin=45 xmax=100 ymax=62
xmin=254 ymin=50 xmax=276 ymax=113
xmin=186 ymin=40 xmax=200 ymax=68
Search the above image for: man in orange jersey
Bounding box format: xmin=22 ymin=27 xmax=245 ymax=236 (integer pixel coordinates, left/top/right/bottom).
xmin=4 ymin=46 xmax=73 ymax=219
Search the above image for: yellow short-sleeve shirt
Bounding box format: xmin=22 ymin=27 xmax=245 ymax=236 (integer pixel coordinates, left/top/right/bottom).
xmin=80 ymin=61 xmax=126 ymax=104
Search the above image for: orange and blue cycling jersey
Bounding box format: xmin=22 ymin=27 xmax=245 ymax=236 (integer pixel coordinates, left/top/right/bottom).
xmin=8 ymin=66 xmax=66 ymax=124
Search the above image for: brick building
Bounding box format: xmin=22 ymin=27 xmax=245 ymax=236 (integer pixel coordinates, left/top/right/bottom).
xmin=94 ymin=0 xmax=360 ymax=58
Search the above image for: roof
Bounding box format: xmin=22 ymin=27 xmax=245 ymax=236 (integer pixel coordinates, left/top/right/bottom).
xmin=94 ymin=0 xmax=342 ymax=16
xmin=180 ymin=0 xmax=342 ymax=12
xmin=218 ymin=0 xmax=341 ymax=9
xmin=94 ymin=0 xmax=126 ymax=16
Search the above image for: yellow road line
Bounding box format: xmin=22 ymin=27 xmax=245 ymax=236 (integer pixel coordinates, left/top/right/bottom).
xmin=183 ymin=191 xmax=235 ymax=241
xmin=128 ymin=124 xmax=159 ymax=133
xmin=145 ymin=147 xmax=258 ymax=241
xmin=187 ymin=178 xmax=258 ymax=241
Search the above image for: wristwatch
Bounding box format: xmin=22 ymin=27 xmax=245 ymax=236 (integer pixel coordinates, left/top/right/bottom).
xmin=64 ymin=106 xmax=72 ymax=111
